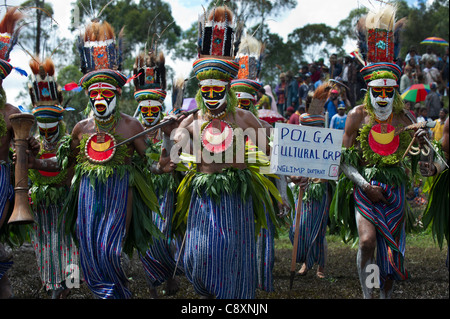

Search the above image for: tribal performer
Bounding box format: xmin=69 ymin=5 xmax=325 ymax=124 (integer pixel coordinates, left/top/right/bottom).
xmin=166 ymin=5 xmax=282 ymax=299
xmin=28 ymin=18 xmax=168 ymax=299
xmin=132 ymin=47 xmax=184 ymax=298
xmin=27 ymin=56 xmax=79 ymax=299
xmin=419 ymin=117 xmax=449 ymax=269
xmin=289 ymin=113 xmax=330 ymax=279
xmin=0 ymin=7 xmax=25 ymax=299
xmin=339 ymin=4 xmax=424 ymax=298
xmin=231 ymin=34 xmax=289 ymax=292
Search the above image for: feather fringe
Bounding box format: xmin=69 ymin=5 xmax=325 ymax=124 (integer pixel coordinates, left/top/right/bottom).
xmin=0 ymin=6 xmax=23 ymax=34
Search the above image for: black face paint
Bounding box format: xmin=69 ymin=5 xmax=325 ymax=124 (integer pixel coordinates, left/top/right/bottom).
xmin=201 ymin=85 xmax=227 ymax=110
xmin=370 ymin=87 xmax=395 ymax=99
xmin=238 ymin=99 xmax=252 ymax=111
xmin=89 ymin=88 xmax=117 ymax=117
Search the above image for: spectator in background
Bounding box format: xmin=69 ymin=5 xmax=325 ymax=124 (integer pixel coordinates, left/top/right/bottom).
xmin=403 ymin=100 xmax=416 ymax=120
xmin=431 ymin=108 xmax=448 ymax=141
xmin=315 ymin=71 xmax=327 ymax=90
xmin=288 ymin=105 xmax=305 ymax=125
xmin=298 ymin=73 xmax=314 ymax=107
xmin=416 ymin=106 xmax=428 ymax=123
xmin=330 ymin=105 xmax=347 ymax=130
xmin=321 ymin=65 xmax=330 ymax=82
xmin=423 ymin=59 xmax=442 ymax=87
xmin=404 ymin=46 xmax=421 ymax=67
xmin=324 ymin=89 xmax=340 ymax=126
xmin=329 ymin=53 xmax=342 ymax=79
xmin=264 ymin=84 xmax=278 ymax=112
xmin=341 ymin=56 xmax=357 ymax=107
xmin=285 ymin=106 xmax=295 ymax=122
xmin=425 ymin=82 xmax=441 ymax=120
xmin=286 ymin=71 xmax=300 ymax=110
xmin=407 ymin=56 xmax=421 ymax=83
xmin=256 ymin=87 xmax=271 ymax=110
xmin=310 ymin=64 xmax=321 ymax=84
xmin=442 ymin=47 xmax=449 ymax=96
xmin=400 ymin=65 xmax=414 ymax=93
xmin=421 ymin=46 xmax=437 ymax=67
xmin=275 ymin=73 xmax=288 ymax=115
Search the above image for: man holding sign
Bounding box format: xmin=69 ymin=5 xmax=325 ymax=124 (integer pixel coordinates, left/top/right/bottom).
xmin=271 ymin=113 xmax=344 ymax=282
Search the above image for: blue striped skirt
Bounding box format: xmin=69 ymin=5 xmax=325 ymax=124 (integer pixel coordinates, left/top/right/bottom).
xmin=256 ymin=209 xmax=275 ymax=292
xmin=30 ymin=202 xmax=79 ymax=291
xmin=139 ymin=189 xmax=184 ymax=287
xmin=289 ymin=189 xmax=329 ymax=269
xmin=183 ymin=191 xmax=257 ymax=299
xmin=77 ymin=172 xmax=130 ymax=299
xmin=0 ymin=163 xmax=14 ymax=280
xmin=354 ymin=181 xmax=408 ymax=287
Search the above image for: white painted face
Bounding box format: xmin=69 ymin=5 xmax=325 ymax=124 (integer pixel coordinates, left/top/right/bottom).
xmin=200 ymin=79 xmax=228 ymax=111
xmin=88 ymin=83 xmax=118 ymax=120
xmin=37 ymin=121 xmax=60 ymax=144
xmin=139 ymin=99 xmax=162 ymax=127
xmin=369 ymin=86 xmax=395 ymax=121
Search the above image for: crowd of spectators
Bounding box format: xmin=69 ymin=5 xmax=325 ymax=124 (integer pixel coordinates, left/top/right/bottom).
xmin=269 ymin=45 xmax=449 ymax=134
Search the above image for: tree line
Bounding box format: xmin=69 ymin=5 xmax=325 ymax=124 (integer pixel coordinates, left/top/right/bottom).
xmin=13 ymin=0 xmax=450 ymax=132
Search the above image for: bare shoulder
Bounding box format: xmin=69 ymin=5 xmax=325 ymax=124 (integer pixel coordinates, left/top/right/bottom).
xmin=234 ymin=108 xmax=261 ymax=129
xmin=120 ymin=112 xmax=144 ymax=133
xmin=71 ymin=118 xmax=92 ymax=139
xmin=347 ymin=104 xmax=366 ymax=121
xmin=4 ymin=103 xmax=21 ymax=117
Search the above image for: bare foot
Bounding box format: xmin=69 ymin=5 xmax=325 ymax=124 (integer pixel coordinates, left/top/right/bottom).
xmin=316 ymin=266 xmax=325 ymax=279
xmin=298 ymin=263 xmax=308 ymax=276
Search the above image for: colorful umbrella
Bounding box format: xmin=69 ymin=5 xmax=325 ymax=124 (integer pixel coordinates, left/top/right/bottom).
xmin=420 ymin=37 xmax=449 ymax=46
xmin=401 ymin=83 xmax=431 ymax=103
xmin=258 ymin=109 xmax=285 ymax=124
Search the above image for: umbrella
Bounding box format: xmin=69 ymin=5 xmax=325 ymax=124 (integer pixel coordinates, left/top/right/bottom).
xmin=258 ymin=109 xmax=285 ymax=124
xmin=420 ymin=37 xmax=449 ymax=46
xmin=401 ymin=84 xmax=431 ymax=103
xmin=181 ymin=98 xmax=197 ymax=111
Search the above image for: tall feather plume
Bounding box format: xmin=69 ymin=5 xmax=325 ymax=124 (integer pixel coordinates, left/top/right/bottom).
xmin=393 ymin=17 xmax=407 ymax=60
xmin=84 ymin=20 xmax=115 ymax=42
xmin=355 ymin=16 xmax=368 ymax=63
xmin=0 ymin=6 xmax=24 ymax=61
xmin=365 ymin=3 xmax=396 ymax=31
xmin=158 ymin=51 xmax=166 ymax=90
xmin=0 ymin=6 xmax=23 ymax=34
xmin=208 ymin=6 xmax=233 ymax=23
xmin=117 ymin=26 xmax=125 ymax=70
xmin=171 ymin=77 xmax=186 ymax=111
xmin=237 ymin=34 xmax=263 ymax=57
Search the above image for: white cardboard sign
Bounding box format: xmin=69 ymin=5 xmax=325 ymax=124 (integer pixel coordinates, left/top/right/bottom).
xmin=270 ymin=123 xmax=344 ymax=180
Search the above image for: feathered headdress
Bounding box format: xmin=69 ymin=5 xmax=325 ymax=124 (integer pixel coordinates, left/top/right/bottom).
xmin=28 ymin=56 xmax=66 ymax=123
xmin=77 ymin=18 xmax=126 ymax=90
xmin=193 ymin=5 xmax=243 ymax=82
xmin=0 ymin=7 xmax=23 ymax=80
xmin=235 ymin=34 xmax=264 ymax=81
xmin=171 ymin=77 xmax=186 ymax=112
xmin=355 ymin=2 xmax=407 ymax=87
xmin=230 ymin=34 xmax=264 ymax=115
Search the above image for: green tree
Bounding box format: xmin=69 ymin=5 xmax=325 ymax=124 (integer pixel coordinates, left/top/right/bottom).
xmin=288 ymin=23 xmax=344 ymax=65
xmin=20 ymin=0 xmax=57 ymax=56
